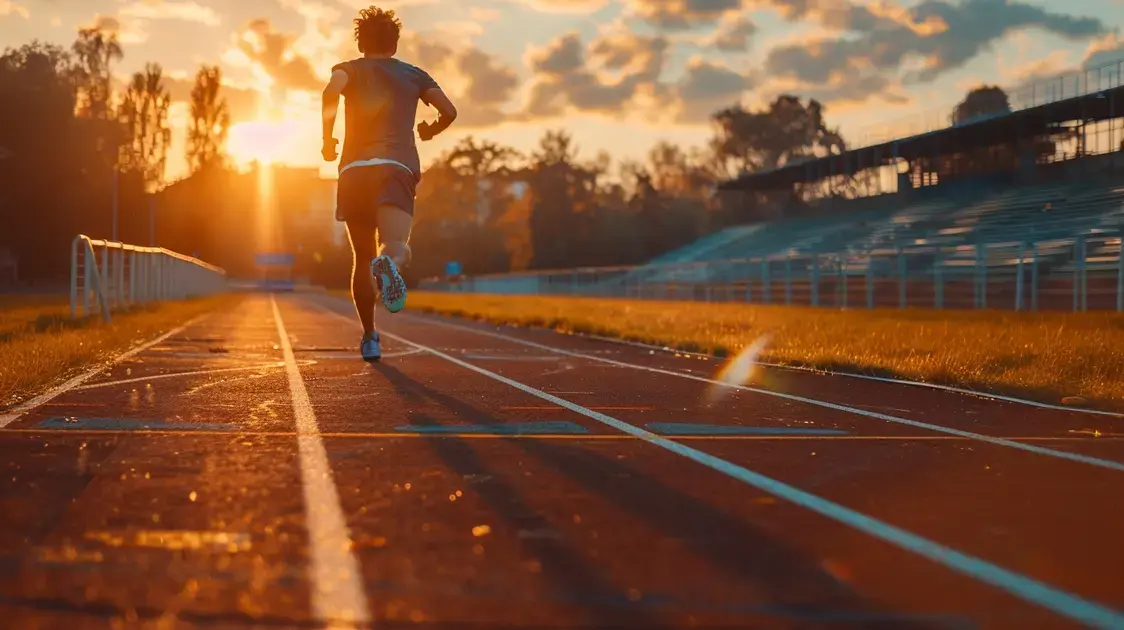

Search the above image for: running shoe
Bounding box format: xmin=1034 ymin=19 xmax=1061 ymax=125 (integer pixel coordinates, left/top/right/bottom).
xmin=371 ymin=254 xmax=407 ymax=313
xmin=360 ymin=333 xmax=381 ymax=361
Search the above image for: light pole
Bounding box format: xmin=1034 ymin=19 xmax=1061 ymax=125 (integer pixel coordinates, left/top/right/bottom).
xmin=111 ymin=161 xmax=119 ymax=243
xmin=97 ymin=130 xmax=123 ymax=303
xmin=149 ymin=192 xmax=156 ymax=246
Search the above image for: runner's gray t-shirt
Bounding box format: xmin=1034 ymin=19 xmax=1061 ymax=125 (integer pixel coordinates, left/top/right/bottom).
xmin=331 ymin=57 xmax=439 ymax=182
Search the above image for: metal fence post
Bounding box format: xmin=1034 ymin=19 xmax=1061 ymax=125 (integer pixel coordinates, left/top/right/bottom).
xmin=1117 ymin=235 xmax=1123 ymax=313
xmin=128 ymin=250 xmax=137 ymax=304
xmin=974 ymin=244 xmax=987 ymax=310
xmin=116 ymin=247 xmax=125 ymax=308
xmin=1073 ymin=236 xmax=1083 ymax=312
xmin=811 ymin=255 xmax=820 ymax=307
xmin=866 ymin=254 xmax=874 ymax=309
xmin=784 ymin=256 xmax=793 ymax=305
xmin=745 ymin=261 xmax=753 ymax=303
xmin=86 ymin=246 xmax=95 ymax=314
xmin=897 ymin=246 xmax=906 ymax=308
xmin=101 ymin=247 xmax=109 ymax=311
xmin=1081 ymin=237 xmax=1089 ymax=313
xmin=1031 ymin=243 xmax=1039 ymax=312
xmin=762 ymin=259 xmax=771 ymax=304
xmin=934 ymin=247 xmax=944 ymax=309
xmin=981 ymin=246 xmax=988 ymax=310
xmin=1015 ymin=244 xmax=1024 ymax=311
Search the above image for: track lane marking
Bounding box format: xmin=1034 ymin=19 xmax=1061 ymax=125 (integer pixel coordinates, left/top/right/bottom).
xmin=5 ymin=426 xmax=1122 ymax=441
xmin=0 ymin=314 xmax=212 ymax=428
xmin=312 ymin=304 xmax=1123 ymax=629
xmin=72 ymin=363 xmax=290 ymax=390
xmin=363 ymin=322 xmax=1124 ymax=630
xmin=271 ymin=295 xmax=371 ymax=627
xmin=408 ymin=316 xmax=1124 ymax=473
xmin=512 ymin=323 xmax=1124 ymax=418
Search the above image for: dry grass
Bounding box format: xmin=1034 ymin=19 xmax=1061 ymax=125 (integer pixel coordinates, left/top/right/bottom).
xmin=0 ymin=293 xmax=240 ymax=408
xmin=406 ymin=291 xmax=1124 ymax=410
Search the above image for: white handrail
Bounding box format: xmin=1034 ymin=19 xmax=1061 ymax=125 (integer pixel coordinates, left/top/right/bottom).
xmin=69 ymin=234 xmax=228 ymax=321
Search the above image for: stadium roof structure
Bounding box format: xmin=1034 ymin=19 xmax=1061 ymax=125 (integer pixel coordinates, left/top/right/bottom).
xmin=718 ymin=83 xmax=1124 ymax=192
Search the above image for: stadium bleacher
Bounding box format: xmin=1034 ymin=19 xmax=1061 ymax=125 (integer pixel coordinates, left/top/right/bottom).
xmin=426 ymin=67 xmax=1124 ymax=311
xmin=606 ymin=69 xmax=1124 ymax=312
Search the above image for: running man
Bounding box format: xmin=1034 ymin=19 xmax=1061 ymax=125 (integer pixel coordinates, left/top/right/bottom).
xmin=321 ymin=5 xmax=457 ymax=361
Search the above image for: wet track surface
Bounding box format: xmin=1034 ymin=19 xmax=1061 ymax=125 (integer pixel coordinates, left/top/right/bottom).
xmin=1 ymin=292 xmax=1122 ymax=629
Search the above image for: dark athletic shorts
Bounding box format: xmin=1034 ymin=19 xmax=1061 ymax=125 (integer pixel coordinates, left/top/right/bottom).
xmin=335 ymin=163 xmax=417 ymax=225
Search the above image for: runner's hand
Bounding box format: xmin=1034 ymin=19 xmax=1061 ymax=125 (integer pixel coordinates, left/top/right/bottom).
xmin=321 ymin=137 xmax=338 ymax=161
xmin=417 ymin=122 xmax=435 ymax=142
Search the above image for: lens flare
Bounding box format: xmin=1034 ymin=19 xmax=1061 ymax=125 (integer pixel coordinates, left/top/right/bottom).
xmin=704 ymin=335 xmax=770 ymax=405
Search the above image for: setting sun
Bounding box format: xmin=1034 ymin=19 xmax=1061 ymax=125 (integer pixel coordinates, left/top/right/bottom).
xmin=227 ymin=120 xmax=300 ymax=166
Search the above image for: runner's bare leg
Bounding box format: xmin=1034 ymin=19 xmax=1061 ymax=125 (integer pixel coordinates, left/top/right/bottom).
xmin=346 ymin=221 xmax=377 ymax=337
xmin=375 ymin=204 xmax=412 ymax=268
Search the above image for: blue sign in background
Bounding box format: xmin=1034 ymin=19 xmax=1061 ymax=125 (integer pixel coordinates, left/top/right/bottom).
xmin=255 ymin=253 xmax=295 ymax=267
xmin=445 ymin=261 xmax=462 ymax=276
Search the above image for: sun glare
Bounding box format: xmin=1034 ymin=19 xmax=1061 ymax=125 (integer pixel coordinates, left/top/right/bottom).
xmin=227 ymin=120 xmax=299 ymax=167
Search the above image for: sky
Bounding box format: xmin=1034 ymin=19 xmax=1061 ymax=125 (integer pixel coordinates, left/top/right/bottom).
xmin=4 ymin=0 xmax=1124 ymax=182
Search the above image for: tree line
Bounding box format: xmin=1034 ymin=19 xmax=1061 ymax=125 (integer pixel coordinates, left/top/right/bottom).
xmin=0 ymin=28 xmax=230 ymax=285
xmin=0 ymin=25 xmax=1023 ymax=287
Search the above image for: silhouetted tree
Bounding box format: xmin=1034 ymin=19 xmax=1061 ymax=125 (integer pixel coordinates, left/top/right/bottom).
xmin=187 ymin=65 xmax=230 ymax=174
xmin=71 ymin=26 xmax=122 ymax=121
xmin=710 ymin=95 xmax=846 ymax=178
xmin=526 ymin=130 xmax=604 ymax=269
xmin=0 ymin=41 xmax=110 ymax=281
xmin=411 ymin=136 xmax=523 ymax=279
xmin=118 ymin=63 xmax=171 ymax=192
xmin=952 ymin=85 xmax=1011 ymax=125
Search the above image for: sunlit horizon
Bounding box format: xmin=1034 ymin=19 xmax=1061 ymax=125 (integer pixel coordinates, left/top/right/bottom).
xmin=8 ymin=0 xmax=1121 ymax=185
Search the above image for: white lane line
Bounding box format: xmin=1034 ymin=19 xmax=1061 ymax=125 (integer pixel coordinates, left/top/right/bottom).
xmin=409 ymin=317 xmax=1124 ymax=473
xmin=346 ymin=316 xmax=1124 ymax=630
xmin=72 ymin=363 xmax=290 ymax=391
xmin=0 ymin=314 xmax=210 ymax=428
xmin=271 ymin=295 xmax=371 ymax=627
xmin=503 ymin=323 xmax=1124 ymax=418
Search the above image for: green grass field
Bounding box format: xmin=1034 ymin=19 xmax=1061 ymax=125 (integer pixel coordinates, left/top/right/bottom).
xmin=406 ymin=291 xmax=1124 ymax=411
xmin=0 ymin=293 xmax=240 ymax=408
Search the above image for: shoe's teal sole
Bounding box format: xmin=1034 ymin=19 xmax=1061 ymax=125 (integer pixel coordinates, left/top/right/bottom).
xmin=373 ymin=257 xmax=407 ymax=313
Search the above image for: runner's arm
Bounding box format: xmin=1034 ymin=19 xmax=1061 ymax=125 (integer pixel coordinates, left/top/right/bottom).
xmin=418 ymin=87 xmax=457 ymax=141
xmin=321 ymin=68 xmax=348 ymax=158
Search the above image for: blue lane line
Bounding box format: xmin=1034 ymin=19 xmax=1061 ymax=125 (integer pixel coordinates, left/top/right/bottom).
xmin=377 ymin=330 xmax=1124 ymax=630
xmin=393 ymin=421 xmax=590 ymax=435
xmin=36 ymin=417 xmax=235 ymax=431
xmin=647 ymin=422 xmax=850 ymax=436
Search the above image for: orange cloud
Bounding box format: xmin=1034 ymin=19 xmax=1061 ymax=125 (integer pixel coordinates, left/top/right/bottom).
xmin=119 ymin=0 xmax=221 ymax=26
xmin=0 ymin=0 xmax=28 ymax=19
xmin=86 ymin=14 xmax=150 ymax=45
xmin=514 ymin=0 xmax=609 ymax=13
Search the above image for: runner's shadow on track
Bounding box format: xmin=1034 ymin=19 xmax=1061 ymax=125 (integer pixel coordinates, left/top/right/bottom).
xmin=367 ymin=362 xmax=668 ymax=629
xmin=367 ymin=363 xmax=965 ymax=630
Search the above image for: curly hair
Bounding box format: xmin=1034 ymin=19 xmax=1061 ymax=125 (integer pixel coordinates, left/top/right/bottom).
xmin=353 ymin=6 xmax=402 ymax=55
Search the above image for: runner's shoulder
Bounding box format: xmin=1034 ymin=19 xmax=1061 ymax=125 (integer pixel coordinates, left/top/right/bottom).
xmin=330 ymin=58 xmax=360 ymax=76
xmin=394 ymin=59 xmax=434 ymax=80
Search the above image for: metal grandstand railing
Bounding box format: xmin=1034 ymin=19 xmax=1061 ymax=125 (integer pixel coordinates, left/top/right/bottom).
xmin=422 ymin=233 xmax=1124 ymax=313
xmin=852 ymin=57 xmax=1124 ymax=151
